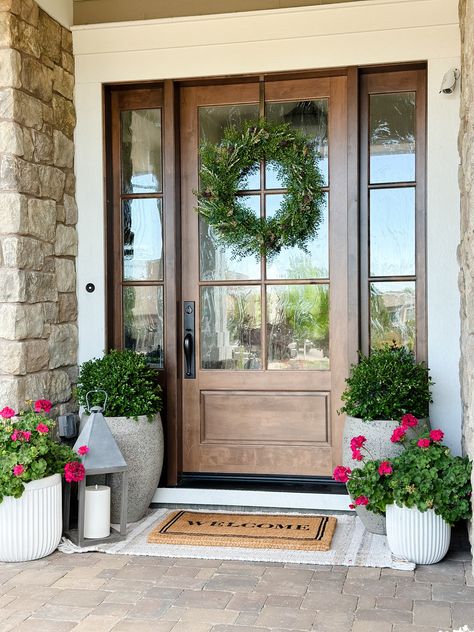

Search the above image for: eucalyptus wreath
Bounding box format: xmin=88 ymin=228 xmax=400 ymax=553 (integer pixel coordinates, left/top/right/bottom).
xmin=196 ymin=119 xmax=325 ymax=259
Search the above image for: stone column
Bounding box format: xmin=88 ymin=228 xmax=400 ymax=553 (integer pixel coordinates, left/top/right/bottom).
xmin=0 ymin=0 xmax=78 ymax=414
xmin=459 ymin=0 xmax=474 ymax=556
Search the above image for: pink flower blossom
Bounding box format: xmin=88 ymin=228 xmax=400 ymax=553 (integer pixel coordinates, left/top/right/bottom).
xmin=350 ymin=435 xmax=367 ymax=450
xmin=34 ymin=399 xmax=52 ymax=413
xmin=391 ymin=426 xmax=406 ymax=443
xmin=333 ymin=465 xmax=351 ymax=483
xmin=355 ymin=495 xmax=369 ymax=506
xmin=352 ymin=449 xmax=364 ymax=461
xmin=378 ymin=460 xmax=393 ymax=476
xmin=0 ymin=407 xmax=16 ymax=419
xmin=77 ymin=445 xmax=89 ymax=456
xmin=11 ymin=430 xmax=31 ymax=442
xmin=429 ymin=429 xmax=444 ymax=442
xmin=36 ymin=423 xmax=50 ymax=434
xmin=13 ymin=464 xmax=24 ymax=477
xmin=401 ymin=414 xmax=418 ymax=428
xmin=64 ymin=461 xmax=85 ymax=483
xmin=11 ymin=430 xmax=20 ymax=441
xmin=349 ymin=503 xmax=356 ymax=510
xmin=417 ymin=438 xmax=431 ymax=448
xmin=22 ymin=431 xmax=31 ymax=442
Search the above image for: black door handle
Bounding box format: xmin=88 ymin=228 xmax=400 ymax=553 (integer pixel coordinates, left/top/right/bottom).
xmin=184 ymin=332 xmax=193 ymax=377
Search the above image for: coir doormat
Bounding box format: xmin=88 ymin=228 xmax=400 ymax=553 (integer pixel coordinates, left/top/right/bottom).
xmin=147 ymin=510 xmax=337 ymax=551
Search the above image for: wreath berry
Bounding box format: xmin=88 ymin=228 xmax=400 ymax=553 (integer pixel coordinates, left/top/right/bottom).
xmin=196 ymin=119 xmax=325 ymax=259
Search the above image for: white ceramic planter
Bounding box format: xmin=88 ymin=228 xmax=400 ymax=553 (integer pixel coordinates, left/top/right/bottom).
xmin=386 ymin=503 xmax=451 ymax=565
xmin=0 ymin=473 xmax=62 ymax=562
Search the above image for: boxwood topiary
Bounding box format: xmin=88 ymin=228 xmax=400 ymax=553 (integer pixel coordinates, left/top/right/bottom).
xmin=77 ymin=349 xmax=162 ymax=420
xmin=339 ymin=345 xmax=433 ymax=422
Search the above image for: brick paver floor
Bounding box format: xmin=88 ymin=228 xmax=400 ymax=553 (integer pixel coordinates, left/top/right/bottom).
xmin=0 ymin=532 xmax=472 ymax=631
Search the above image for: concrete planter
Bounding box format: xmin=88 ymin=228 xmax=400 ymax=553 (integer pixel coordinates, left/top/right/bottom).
xmin=342 ymin=416 xmax=429 ymax=535
xmin=0 ymin=474 xmax=62 ymax=562
xmin=386 ymin=504 xmax=451 ymax=564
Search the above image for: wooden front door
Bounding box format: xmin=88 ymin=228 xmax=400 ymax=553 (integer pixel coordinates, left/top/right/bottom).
xmin=180 ymin=75 xmax=351 ymax=478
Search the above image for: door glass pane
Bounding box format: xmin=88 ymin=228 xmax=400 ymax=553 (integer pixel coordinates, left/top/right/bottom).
xmin=200 ymin=195 xmax=261 ymax=281
xmin=121 ymin=109 xmax=162 ymax=194
xmin=123 ymin=286 xmax=164 ymax=367
xmin=369 ymin=92 xmax=415 ymax=184
xmin=123 ymin=198 xmax=163 ymax=281
xmin=199 ymin=104 xmax=260 ymax=190
xmin=370 ymin=187 xmax=415 ymax=277
xmin=266 ymin=193 xmax=329 ymax=279
xmin=265 ymin=100 xmax=329 ymax=188
xmin=267 ymin=284 xmax=330 ymax=370
xmin=370 ymin=281 xmax=415 ymax=351
xmin=201 ymin=286 xmax=261 ymax=370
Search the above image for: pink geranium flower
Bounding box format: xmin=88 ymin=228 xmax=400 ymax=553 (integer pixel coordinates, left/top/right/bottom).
xmin=22 ymin=431 xmax=31 ymax=442
xmin=0 ymin=407 xmax=16 ymax=419
xmin=64 ymin=461 xmax=86 ymax=483
xmin=417 ymin=438 xmax=430 ymax=448
xmin=349 ymin=503 xmax=356 ymax=510
xmin=355 ymin=495 xmax=369 ymax=506
xmin=34 ymin=399 xmax=52 ymax=413
xmin=77 ymin=445 xmax=89 ymax=456
xmin=11 ymin=430 xmax=31 ymax=442
xmin=352 ymin=449 xmax=363 ymax=461
xmin=36 ymin=423 xmax=50 ymax=434
xmin=13 ymin=464 xmax=25 ymax=477
xmin=401 ymin=414 xmax=418 ymax=428
xmin=429 ymin=429 xmax=444 ymax=442
xmin=11 ymin=430 xmax=20 ymax=441
xmin=391 ymin=426 xmax=406 ymax=443
xmin=378 ymin=461 xmax=393 ymax=476
xmin=350 ymin=435 xmax=367 ymax=450
xmin=333 ymin=465 xmax=351 ymax=483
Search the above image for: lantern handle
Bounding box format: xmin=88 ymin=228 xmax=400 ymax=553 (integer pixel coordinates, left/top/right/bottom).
xmin=85 ymin=389 xmax=108 ymax=413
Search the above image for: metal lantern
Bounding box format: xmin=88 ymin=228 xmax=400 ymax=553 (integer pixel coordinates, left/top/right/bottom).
xmin=63 ymin=394 xmax=128 ymax=547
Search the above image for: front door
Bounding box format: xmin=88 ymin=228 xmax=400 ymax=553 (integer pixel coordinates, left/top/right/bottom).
xmin=180 ymin=75 xmax=351 ymax=478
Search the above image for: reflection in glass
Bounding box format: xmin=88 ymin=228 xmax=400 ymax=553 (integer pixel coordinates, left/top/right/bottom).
xmin=267 ymin=285 xmax=329 ymax=370
xmin=370 ymin=92 xmax=415 ymax=184
xmin=123 ymin=286 xmax=164 ymax=367
xmin=123 ymin=199 xmax=163 ymax=281
xmin=121 ymin=109 xmax=162 ymax=194
xmin=266 ymin=193 xmax=329 ymax=279
xmin=266 ymin=100 xmax=329 ymax=187
xmin=199 ymin=104 xmax=260 ymax=190
xmin=200 ymin=195 xmax=261 ymax=281
xmin=370 ymin=282 xmax=415 ymax=352
xmin=201 ymin=286 xmax=261 ymax=370
xmin=370 ymin=188 xmax=415 ymax=277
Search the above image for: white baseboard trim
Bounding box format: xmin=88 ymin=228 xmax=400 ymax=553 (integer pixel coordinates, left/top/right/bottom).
xmin=152 ymin=487 xmax=351 ymax=512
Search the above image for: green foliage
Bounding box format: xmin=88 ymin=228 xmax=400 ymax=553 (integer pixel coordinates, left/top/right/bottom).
xmin=347 ymin=435 xmax=472 ymax=526
xmin=196 ymin=119 xmax=325 ymax=260
xmin=0 ymin=407 xmax=78 ymax=504
xmin=77 ymin=349 xmax=162 ymax=419
xmin=339 ymin=345 xmax=433 ymax=421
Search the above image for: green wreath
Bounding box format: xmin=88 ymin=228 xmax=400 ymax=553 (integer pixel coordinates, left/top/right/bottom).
xmin=196 ymin=119 xmax=325 ymax=259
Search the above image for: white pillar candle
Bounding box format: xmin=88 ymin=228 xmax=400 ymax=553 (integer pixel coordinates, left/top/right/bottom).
xmin=84 ymin=485 xmax=111 ymax=539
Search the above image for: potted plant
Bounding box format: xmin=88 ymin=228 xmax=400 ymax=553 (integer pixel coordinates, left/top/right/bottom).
xmin=0 ymin=400 xmax=85 ymax=562
xmin=77 ymin=349 xmax=163 ymax=523
xmin=339 ymin=344 xmax=433 ymax=533
xmin=333 ymin=423 xmax=472 ymax=564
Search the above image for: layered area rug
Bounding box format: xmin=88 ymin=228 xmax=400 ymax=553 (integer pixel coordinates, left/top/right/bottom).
xmin=59 ymin=508 xmax=415 ymax=569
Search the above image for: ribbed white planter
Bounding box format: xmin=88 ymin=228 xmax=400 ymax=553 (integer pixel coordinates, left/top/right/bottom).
xmin=0 ymin=473 xmax=62 ymax=562
xmin=386 ymin=504 xmax=451 ymax=565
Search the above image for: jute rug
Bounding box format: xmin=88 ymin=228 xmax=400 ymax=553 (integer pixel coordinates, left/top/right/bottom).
xmin=58 ymin=508 xmax=415 ymax=570
xmin=147 ymin=511 xmax=337 ymax=551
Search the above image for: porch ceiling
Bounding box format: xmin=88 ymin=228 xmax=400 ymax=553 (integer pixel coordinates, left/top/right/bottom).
xmin=73 ymin=0 xmax=369 ymax=25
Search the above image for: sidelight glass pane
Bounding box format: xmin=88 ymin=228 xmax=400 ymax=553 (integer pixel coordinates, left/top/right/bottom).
xmin=370 ymin=188 xmax=415 ymax=277
xmin=369 ymin=92 xmax=415 ymax=184
xmin=201 ymin=286 xmax=261 ymax=370
xmin=199 ymin=104 xmax=260 ymax=190
xmin=121 ymin=109 xmax=162 ymax=194
xmin=370 ymin=281 xmax=415 ymax=352
xmin=123 ymin=198 xmax=163 ymax=281
xmin=265 ymin=193 xmax=329 ymax=279
xmin=123 ymin=286 xmax=164 ymax=367
xmin=267 ymin=284 xmax=330 ymax=370
xmin=200 ymin=195 xmax=261 ymax=281
xmin=266 ymin=100 xmax=329 ymax=188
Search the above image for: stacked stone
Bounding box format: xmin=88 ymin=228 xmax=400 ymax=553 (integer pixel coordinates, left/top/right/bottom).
xmin=0 ymin=0 xmax=77 ymax=415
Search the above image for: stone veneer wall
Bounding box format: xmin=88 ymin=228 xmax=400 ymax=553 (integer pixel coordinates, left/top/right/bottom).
xmin=0 ymin=0 xmax=78 ymax=414
xmin=459 ymin=0 xmax=474 ymax=553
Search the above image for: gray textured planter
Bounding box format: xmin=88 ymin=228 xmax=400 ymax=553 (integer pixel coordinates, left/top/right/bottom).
xmin=81 ymin=413 xmax=164 ymax=523
xmin=342 ymin=416 xmax=429 ymax=535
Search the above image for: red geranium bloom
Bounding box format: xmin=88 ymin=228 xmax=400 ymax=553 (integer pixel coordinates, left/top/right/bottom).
xmin=417 ymin=438 xmax=430 ymax=448
xmin=355 ymin=495 xmax=369 ymax=506
xmin=350 ymin=435 xmax=367 ymax=450
xmin=351 ymin=449 xmax=363 ymax=461
xmin=36 ymin=423 xmax=50 ymax=434
xmin=429 ymin=429 xmax=444 ymax=442
xmin=349 ymin=503 xmax=356 ymax=510
xmin=391 ymin=426 xmax=406 ymax=443
xmin=333 ymin=465 xmax=351 ymax=483
xmin=0 ymin=407 xmax=16 ymax=419
xmin=13 ymin=464 xmax=25 ymax=477
xmin=378 ymin=460 xmax=393 ymax=476
xmin=401 ymin=414 xmax=418 ymax=428
xmin=34 ymin=399 xmax=52 ymax=413
xmin=77 ymin=445 xmax=89 ymax=456
xmin=64 ymin=461 xmax=86 ymax=483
